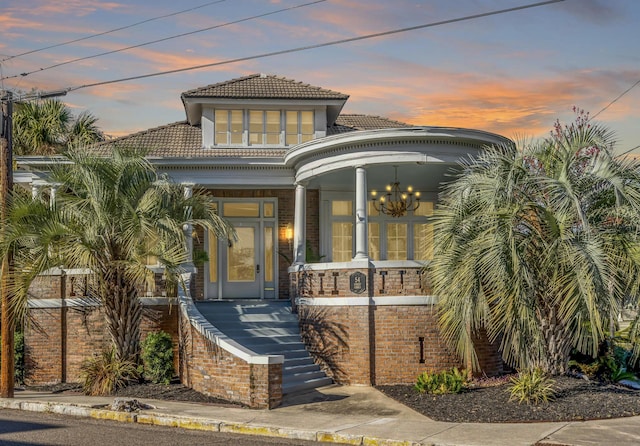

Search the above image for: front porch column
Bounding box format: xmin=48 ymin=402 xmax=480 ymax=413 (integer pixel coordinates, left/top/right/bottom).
xmin=182 ymin=183 xmax=194 ymax=265
xmin=49 ymin=184 xmax=58 ymax=209
xmin=353 ymin=166 xmax=368 ymax=260
xmin=293 ymin=182 xmax=306 ymax=265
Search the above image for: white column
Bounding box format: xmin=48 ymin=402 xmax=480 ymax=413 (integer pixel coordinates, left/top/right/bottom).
xmin=31 ymin=184 xmax=40 ymax=200
xmin=353 ymin=166 xmax=369 ymax=260
xmin=182 ymin=183 xmax=194 ymax=264
xmin=293 ymin=182 xmax=306 ymax=265
xmin=49 ymin=184 xmax=58 ymax=209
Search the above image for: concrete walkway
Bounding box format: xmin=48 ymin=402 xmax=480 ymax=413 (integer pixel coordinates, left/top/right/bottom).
xmin=1 ymin=385 xmax=640 ymax=446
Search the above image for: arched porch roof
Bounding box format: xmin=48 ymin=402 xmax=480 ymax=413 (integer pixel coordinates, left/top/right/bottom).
xmin=284 ymin=126 xmax=513 ymax=187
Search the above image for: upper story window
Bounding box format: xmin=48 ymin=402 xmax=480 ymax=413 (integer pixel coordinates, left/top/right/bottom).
xmin=213 ymin=109 xmax=314 ymax=147
xmin=249 ymin=110 xmax=281 ymax=145
xmin=286 ymin=111 xmax=314 ymax=145
xmin=215 ymin=110 xmax=243 ymax=145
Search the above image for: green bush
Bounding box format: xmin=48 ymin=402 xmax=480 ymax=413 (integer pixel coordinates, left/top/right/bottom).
xmin=0 ymin=331 xmax=25 ymax=385
xmin=508 ymin=368 xmax=556 ymax=405
xmin=80 ymin=347 xmax=138 ymax=396
xmin=415 ymin=368 xmax=470 ymax=395
xmin=141 ymin=331 xmax=174 ymax=384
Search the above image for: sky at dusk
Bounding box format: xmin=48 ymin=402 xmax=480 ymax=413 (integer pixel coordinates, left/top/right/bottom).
xmin=1 ymin=0 xmax=638 ymax=154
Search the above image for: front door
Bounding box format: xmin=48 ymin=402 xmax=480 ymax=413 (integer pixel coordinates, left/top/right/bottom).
xmin=222 ymin=223 xmax=261 ymax=298
xmin=204 ymin=199 xmax=278 ymax=299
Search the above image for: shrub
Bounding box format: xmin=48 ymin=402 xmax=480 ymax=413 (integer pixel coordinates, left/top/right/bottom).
xmin=415 ymin=368 xmax=470 ymax=395
xmin=0 ymin=330 xmax=25 ymax=385
xmin=80 ymin=347 xmax=138 ymax=396
xmin=141 ymin=331 xmax=174 ymax=384
xmin=508 ymin=368 xmax=556 ymax=405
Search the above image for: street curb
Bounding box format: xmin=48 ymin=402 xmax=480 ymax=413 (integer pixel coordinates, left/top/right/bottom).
xmin=0 ymin=399 xmax=430 ymax=446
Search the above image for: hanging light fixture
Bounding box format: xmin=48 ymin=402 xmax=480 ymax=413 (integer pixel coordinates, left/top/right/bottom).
xmin=370 ymin=166 xmax=420 ymax=218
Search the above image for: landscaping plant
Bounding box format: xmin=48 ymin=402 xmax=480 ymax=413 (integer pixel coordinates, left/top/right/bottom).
xmin=0 ymin=331 xmax=25 ymax=385
xmin=415 ymin=367 xmax=470 ymax=394
xmin=508 ymin=368 xmax=556 ymax=405
xmin=5 ymin=148 xmax=234 ymax=370
xmin=141 ymin=331 xmax=174 ymax=384
xmin=431 ymin=110 xmax=640 ymax=375
xmin=80 ymin=347 xmax=139 ymax=396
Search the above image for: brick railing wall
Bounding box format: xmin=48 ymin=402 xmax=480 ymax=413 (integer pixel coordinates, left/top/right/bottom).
xmin=291 ymin=262 xmax=503 ymax=385
xmin=177 ymin=274 xmax=283 ymax=409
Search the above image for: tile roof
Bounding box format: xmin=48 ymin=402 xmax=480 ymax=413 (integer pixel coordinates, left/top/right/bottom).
xmin=90 ymin=115 xmax=410 ymax=159
xmin=328 ymin=114 xmax=412 ymax=135
xmin=181 ymin=73 xmax=349 ymax=100
xmin=92 ymin=122 xmax=286 ymax=158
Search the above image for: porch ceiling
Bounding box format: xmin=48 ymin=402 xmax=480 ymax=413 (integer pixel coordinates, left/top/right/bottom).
xmin=307 ymin=162 xmax=458 ymax=194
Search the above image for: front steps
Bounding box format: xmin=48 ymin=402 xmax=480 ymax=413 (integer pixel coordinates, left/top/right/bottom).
xmin=195 ymin=300 xmax=332 ymax=394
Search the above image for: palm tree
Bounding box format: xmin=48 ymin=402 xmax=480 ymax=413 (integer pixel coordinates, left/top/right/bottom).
xmin=12 ymin=99 xmax=104 ymax=155
xmin=6 ymin=147 xmax=233 ymax=362
xmin=431 ymin=118 xmax=640 ymax=375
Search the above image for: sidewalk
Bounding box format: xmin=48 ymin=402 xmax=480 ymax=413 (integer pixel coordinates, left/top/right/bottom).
xmin=2 ymin=384 xmax=640 ymax=446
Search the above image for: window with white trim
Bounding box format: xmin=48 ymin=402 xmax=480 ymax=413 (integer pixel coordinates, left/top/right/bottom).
xmin=214 ymin=110 xmax=243 ymax=145
xmin=327 ymin=197 xmax=434 ymax=261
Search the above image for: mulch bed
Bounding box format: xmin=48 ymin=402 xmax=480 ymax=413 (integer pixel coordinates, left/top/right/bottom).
xmin=377 ymin=375 xmax=640 ymax=423
xmin=24 ymin=379 xmax=247 ymax=408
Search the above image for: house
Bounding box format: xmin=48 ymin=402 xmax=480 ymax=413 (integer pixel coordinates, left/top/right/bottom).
xmin=18 ymin=74 xmax=508 ymax=408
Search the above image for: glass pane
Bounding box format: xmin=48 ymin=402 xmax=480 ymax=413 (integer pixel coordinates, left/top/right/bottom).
xmin=208 ymin=230 xmax=218 ymax=282
xmin=368 ymin=201 xmax=379 ymax=216
xmin=215 ymin=110 xmax=228 ymax=145
xmin=286 ymin=134 xmax=298 ymax=145
xmin=301 ymin=111 xmax=314 ymax=135
xmin=249 ymin=110 xmax=263 ymax=144
xmin=228 ymin=227 xmax=255 ymax=282
xmin=223 ymin=202 xmax=260 ymax=217
xmin=332 ymin=200 xmax=352 ymax=216
xmin=266 ymin=111 xmax=280 ymax=145
xmin=266 ymin=111 xmax=280 ymax=132
xmin=414 ymin=223 xmax=433 ymax=261
xmin=266 ymin=133 xmax=280 ymax=144
xmin=368 ymin=223 xmax=380 ymax=261
xmin=414 ymin=201 xmax=434 ymax=217
xmin=230 ymin=110 xmax=243 ymax=144
xmin=286 ymin=111 xmax=298 ymax=134
xmin=265 ymin=227 xmax=274 ymax=282
xmin=332 ymin=222 xmax=352 ymax=262
xmin=387 ymin=223 xmax=407 ymax=260
xmin=263 ymin=202 xmax=274 ymax=217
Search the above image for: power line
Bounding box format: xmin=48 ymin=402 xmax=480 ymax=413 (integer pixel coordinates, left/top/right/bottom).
xmin=591 ymin=77 xmax=640 ymax=120
xmin=1 ymin=0 xmax=327 ymax=81
xmin=0 ymin=0 xmax=226 ymax=62
xmin=64 ymin=0 xmax=566 ymax=93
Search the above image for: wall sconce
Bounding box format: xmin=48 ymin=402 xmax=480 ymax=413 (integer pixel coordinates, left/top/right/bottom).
xmin=285 ymin=223 xmax=293 ymax=250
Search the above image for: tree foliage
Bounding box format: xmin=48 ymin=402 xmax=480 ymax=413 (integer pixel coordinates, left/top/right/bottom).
xmin=4 ymin=147 xmax=234 ymax=362
xmin=12 ymin=99 xmax=104 ymax=155
xmin=431 ymin=112 xmax=640 ymax=374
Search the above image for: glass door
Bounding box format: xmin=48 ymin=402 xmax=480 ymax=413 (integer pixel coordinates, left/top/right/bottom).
xmin=221 ymin=222 xmax=261 ymax=298
xmin=205 ymin=199 xmax=278 ymax=299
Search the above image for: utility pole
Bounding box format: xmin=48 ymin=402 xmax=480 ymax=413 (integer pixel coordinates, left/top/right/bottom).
xmin=1 ymin=90 xmax=14 ymax=398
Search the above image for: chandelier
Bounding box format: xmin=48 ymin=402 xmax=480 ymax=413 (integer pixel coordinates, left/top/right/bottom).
xmin=370 ymin=166 xmax=420 ymax=218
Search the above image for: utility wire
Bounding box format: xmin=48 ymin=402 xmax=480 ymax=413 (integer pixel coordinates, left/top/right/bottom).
xmin=64 ymin=0 xmax=566 ymax=93
xmin=1 ymin=0 xmax=327 ymax=81
xmin=591 ymin=77 xmax=640 ymax=120
xmin=1 ymin=0 xmax=226 ymax=62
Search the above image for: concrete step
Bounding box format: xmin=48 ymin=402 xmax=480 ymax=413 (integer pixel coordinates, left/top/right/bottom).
xmin=195 ymin=300 xmax=332 ymax=395
xmin=283 ymin=363 xmax=322 ymax=376
xmin=282 ymin=376 xmax=333 ymax=395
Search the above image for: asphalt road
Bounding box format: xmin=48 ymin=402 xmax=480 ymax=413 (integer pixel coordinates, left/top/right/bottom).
xmin=0 ymin=409 xmax=327 ymax=446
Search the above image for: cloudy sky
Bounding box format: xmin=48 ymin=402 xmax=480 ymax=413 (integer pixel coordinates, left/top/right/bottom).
xmin=1 ymin=0 xmax=638 ymax=153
